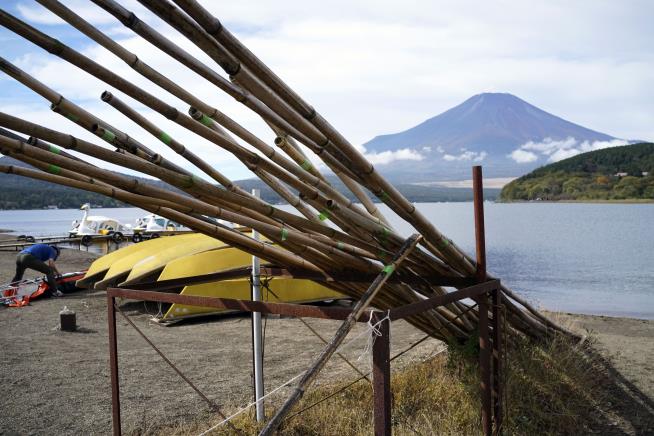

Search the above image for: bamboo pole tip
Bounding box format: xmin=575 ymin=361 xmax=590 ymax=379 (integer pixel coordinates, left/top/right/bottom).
xmin=188 ymin=107 xmax=202 ymax=120
xmin=101 ymin=90 xmax=113 ymax=102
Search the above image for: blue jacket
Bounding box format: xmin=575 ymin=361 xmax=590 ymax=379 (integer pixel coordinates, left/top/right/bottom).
xmin=21 ymin=244 xmax=57 ymax=262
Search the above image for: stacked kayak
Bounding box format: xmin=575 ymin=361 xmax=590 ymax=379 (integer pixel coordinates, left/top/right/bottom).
xmin=78 ymin=234 xmax=343 ymax=321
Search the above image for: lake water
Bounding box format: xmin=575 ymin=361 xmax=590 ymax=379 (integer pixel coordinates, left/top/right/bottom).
xmin=1 ymin=203 xmax=652 ymax=319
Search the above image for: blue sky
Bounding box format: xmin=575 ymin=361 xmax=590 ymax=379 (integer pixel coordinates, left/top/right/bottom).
xmin=1 ymin=0 xmax=653 ymax=180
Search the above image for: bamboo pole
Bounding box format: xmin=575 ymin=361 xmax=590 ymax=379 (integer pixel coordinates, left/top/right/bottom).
xmin=100 ymin=91 xmax=241 ymax=192
xmin=0 ymin=11 xmax=382 ymax=237
xmin=92 ymin=0 xmax=355 ymax=188
xmin=103 ymin=0 xmax=386 ymax=224
xmin=0 ymin=57 xmax=187 ymax=176
xmin=23 ymin=4 xmax=378 ymax=226
xmin=133 ymin=1 xmax=383 ymax=219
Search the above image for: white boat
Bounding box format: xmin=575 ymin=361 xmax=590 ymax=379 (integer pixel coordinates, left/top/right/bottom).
xmin=69 ymin=203 xmax=131 ymax=240
xmin=133 ymin=214 xmax=187 ymax=233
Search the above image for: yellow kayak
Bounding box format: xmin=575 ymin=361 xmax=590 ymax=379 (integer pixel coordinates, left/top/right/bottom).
xmin=77 ymin=233 xmax=198 ymax=287
xmin=163 ymin=278 xmax=343 ymax=320
xmin=157 ymin=247 xmax=258 ymax=281
xmin=93 ymin=233 xmax=208 ymax=289
xmin=118 ymin=236 xmax=228 ymax=287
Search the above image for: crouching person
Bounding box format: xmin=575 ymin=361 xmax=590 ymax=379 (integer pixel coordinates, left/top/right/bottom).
xmin=12 ymin=244 xmax=64 ymax=297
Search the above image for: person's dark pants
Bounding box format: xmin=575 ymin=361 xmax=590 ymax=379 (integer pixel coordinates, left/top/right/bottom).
xmin=12 ymin=253 xmax=58 ymax=292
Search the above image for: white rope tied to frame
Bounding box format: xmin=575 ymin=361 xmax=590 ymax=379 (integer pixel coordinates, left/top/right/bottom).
xmin=197 ymin=373 xmax=303 ymax=436
xmin=358 ymin=310 xmax=391 ymax=362
xmin=197 ymin=309 xmax=392 ymax=435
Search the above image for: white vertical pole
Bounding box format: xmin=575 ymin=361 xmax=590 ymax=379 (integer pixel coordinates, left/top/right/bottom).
xmin=251 ymin=189 xmax=265 ymax=421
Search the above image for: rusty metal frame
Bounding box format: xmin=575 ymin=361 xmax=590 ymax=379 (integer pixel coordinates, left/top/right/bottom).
xmin=105 ymin=165 xmax=503 ymax=436
xmin=106 ymin=280 xmax=501 ymax=436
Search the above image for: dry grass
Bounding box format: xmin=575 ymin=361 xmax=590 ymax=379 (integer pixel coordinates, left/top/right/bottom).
xmin=135 ymin=328 xmax=624 ymax=436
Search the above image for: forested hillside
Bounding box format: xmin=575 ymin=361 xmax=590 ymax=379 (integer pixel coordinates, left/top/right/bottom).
xmin=500 ymin=143 xmax=654 ymax=201
xmin=0 ymin=156 xmax=127 ymax=209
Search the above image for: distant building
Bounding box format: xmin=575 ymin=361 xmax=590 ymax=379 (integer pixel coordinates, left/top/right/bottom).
xmin=614 ymin=172 xmax=628 ymax=177
xmin=46 ymin=205 xmax=58 ymax=209
xmin=643 ymin=171 xmax=650 ymax=176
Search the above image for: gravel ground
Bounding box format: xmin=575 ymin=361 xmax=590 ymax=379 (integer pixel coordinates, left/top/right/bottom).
xmin=0 ymin=245 xmax=442 ymax=435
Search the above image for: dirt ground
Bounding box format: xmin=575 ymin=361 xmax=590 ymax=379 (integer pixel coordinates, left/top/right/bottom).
xmin=0 ymin=245 xmax=443 ymax=435
xmin=1 ymin=242 xmax=653 ymax=435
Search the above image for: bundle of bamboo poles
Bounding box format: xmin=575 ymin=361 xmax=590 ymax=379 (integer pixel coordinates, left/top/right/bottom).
xmin=0 ymin=1 xmax=574 ymax=347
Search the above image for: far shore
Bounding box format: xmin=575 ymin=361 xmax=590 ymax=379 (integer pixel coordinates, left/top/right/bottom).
xmin=498 ymin=198 xmax=654 ymax=204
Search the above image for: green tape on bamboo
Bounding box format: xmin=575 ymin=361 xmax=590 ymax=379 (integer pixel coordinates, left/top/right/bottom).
xmin=65 ymin=113 xmax=79 ymax=122
xmin=47 ymin=164 xmax=61 ymax=175
xmin=200 ymin=114 xmax=213 ymax=127
xmin=382 ymin=264 xmax=395 ymax=275
xmin=378 ymin=251 xmax=387 ymax=259
xmin=379 ymin=190 xmax=390 ymax=203
xmin=280 ymin=227 xmax=288 ymax=241
xmin=48 ymin=145 xmax=61 ymax=154
xmin=378 ymin=227 xmax=390 ymax=242
xmin=438 ymin=238 xmax=450 ymax=249
xmin=101 ymin=129 xmax=116 ymax=143
xmin=318 ymin=209 xmax=330 ymax=221
xmin=300 ymin=160 xmax=312 ymax=171
xmin=159 ymin=131 xmax=172 ymax=145
xmin=336 ymin=242 xmax=344 ymax=249
xmin=182 ymin=175 xmax=196 ymax=188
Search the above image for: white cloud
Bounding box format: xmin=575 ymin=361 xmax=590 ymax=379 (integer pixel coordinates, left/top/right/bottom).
xmin=16 ymin=3 xmax=65 ymax=25
xmin=364 ymin=148 xmax=424 ymax=165
xmin=521 ymin=137 xmax=578 ymax=155
xmin=474 ymin=151 xmax=487 ymax=162
xmin=443 ymin=150 xmax=487 ymax=162
xmin=16 ymin=1 xmax=150 ymax=25
xmin=509 ymin=149 xmax=538 ymax=163
xmin=509 ymin=137 xmax=630 ymax=163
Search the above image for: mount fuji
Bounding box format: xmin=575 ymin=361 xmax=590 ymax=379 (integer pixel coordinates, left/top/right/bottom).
xmin=362 ymin=93 xmax=626 ymax=181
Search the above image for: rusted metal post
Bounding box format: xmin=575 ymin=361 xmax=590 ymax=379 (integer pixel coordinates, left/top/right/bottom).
xmin=477 ymin=294 xmax=492 ymax=436
xmin=473 ymin=165 xmax=491 ymax=435
xmin=372 ymin=311 xmax=391 ymax=436
xmin=472 ymin=165 xmax=486 ymax=283
xmin=107 ymin=295 xmax=121 ymax=436
xmin=491 ymin=285 xmax=503 ymax=434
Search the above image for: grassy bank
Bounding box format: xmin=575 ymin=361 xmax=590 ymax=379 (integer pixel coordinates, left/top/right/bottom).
xmin=137 ymin=330 xmax=647 ymax=435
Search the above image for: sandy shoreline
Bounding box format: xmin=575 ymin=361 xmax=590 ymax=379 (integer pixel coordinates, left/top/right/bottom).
xmin=1 ymin=244 xmax=653 ymax=434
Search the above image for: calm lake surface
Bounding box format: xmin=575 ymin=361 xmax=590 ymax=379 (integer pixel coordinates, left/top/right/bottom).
xmin=1 ymin=203 xmax=652 ymax=319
